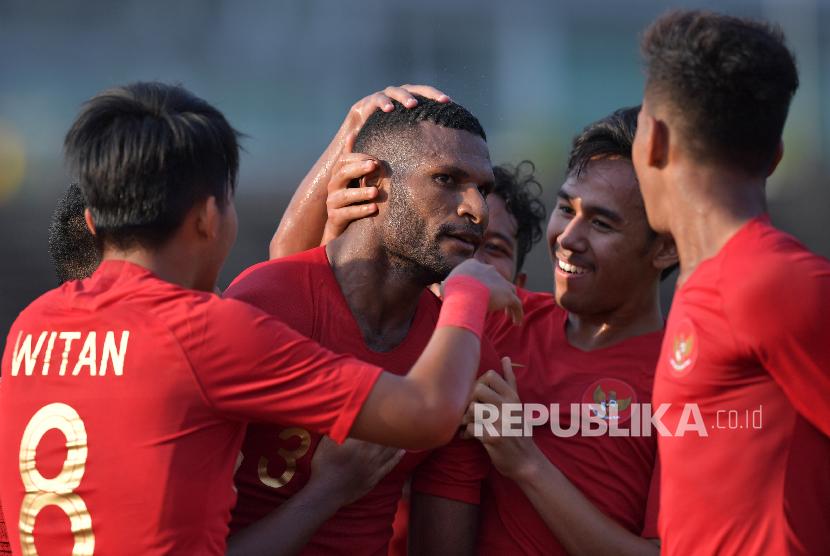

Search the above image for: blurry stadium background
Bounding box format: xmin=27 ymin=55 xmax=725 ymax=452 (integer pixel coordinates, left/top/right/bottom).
xmin=1 ymin=0 xmax=828 ymax=335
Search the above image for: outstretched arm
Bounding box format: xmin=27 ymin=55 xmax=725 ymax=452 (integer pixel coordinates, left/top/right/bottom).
xmin=269 ymin=85 xmax=450 ymax=259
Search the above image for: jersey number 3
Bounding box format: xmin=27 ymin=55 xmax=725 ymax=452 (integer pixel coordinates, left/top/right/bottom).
xmin=18 ymin=403 xmax=95 ymax=555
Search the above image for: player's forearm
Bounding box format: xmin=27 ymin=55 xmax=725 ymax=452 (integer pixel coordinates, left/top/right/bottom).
xmin=512 ymin=451 xmax=659 ymax=556
xmin=226 ymin=478 xmax=345 ymax=556
xmin=352 ymin=327 xmax=481 ymax=450
xmin=269 ymin=127 xmax=351 ymax=259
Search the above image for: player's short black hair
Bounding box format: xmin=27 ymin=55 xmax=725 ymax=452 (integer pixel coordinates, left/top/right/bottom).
xmin=64 ymin=81 xmax=242 ymax=249
xmin=354 ymin=94 xmax=486 ymax=156
xmin=491 ymin=162 xmax=546 ymax=273
xmin=48 ymin=183 xmax=101 ymax=283
xmin=641 ymin=10 xmax=799 ymax=176
xmin=567 ymin=106 xmax=677 ymax=281
xmin=567 ymin=106 xmax=640 ymax=178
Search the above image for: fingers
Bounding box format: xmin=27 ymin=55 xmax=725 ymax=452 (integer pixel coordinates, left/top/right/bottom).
xmin=501 ymin=356 xmax=518 ymax=391
xmin=328 ymin=189 xmax=378 ymax=210
xmin=471 ymin=379 xmax=506 ymax=405
xmin=399 ymin=84 xmax=451 ymax=103
xmin=326 ymin=155 xmax=379 ymax=195
xmin=506 ymin=291 xmax=524 ymax=325
xmin=477 ymin=369 xmax=514 ymax=399
xmin=329 ymin=201 xmax=378 ymax=225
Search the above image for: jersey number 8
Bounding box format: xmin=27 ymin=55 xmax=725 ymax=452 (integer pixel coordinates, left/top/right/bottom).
xmin=18 ymin=402 xmax=94 ymax=555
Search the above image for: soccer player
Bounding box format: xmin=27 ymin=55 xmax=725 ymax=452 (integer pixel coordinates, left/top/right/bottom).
xmin=293 ymin=106 xmax=677 ymax=554
xmin=48 ymin=182 xmax=102 ymax=283
xmin=633 ymin=10 xmax=830 ymax=555
xmin=0 ymin=82 xmax=520 ymax=555
xmin=224 ymin=92 xmax=507 ymax=556
xmin=462 ymin=107 xmax=675 ymax=556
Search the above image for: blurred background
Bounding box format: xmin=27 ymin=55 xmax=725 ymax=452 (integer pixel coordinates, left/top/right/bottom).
xmin=1 ymin=0 xmax=828 ymax=335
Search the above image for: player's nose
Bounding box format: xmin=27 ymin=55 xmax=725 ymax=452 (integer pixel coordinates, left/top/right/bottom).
xmin=458 ymin=184 xmax=489 ymax=228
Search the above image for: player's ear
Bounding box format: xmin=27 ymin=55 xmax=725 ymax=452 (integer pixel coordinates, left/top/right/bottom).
xmin=643 ymin=114 xmax=669 ymax=170
xmin=652 ymin=233 xmax=678 ymax=274
xmin=360 ymin=160 xmax=391 ymax=202
xmin=767 ymin=140 xmax=784 ymax=177
xmin=195 ymin=196 xmax=222 ymax=240
xmin=83 ymin=208 xmax=97 ymax=235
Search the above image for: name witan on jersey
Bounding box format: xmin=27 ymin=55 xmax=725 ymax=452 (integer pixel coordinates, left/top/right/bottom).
xmin=10 ymin=330 xmax=130 ymax=377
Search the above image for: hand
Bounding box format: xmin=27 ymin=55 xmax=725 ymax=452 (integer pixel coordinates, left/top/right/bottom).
xmin=320 ymin=133 xmax=381 ymax=245
xmin=340 ymin=84 xmax=451 ymax=136
xmin=446 ymin=260 xmax=524 ymax=324
xmin=309 ymin=436 xmax=405 ymax=507
xmin=462 ymin=357 xmax=542 ymax=481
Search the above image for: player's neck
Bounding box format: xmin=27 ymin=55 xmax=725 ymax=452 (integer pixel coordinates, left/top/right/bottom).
xmin=325 ymin=231 xmax=425 ymax=352
xmin=565 ymin=286 xmax=664 ymax=351
xmin=101 ymin=242 xmax=215 ymax=292
xmin=665 ymin=163 xmax=767 ymax=286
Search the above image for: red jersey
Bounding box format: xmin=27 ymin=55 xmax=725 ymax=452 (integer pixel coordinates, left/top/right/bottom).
xmin=224 ymin=246 xmax=497 ymax=556
xmin=654 ymin=216 xmax=830 ymax=555
xmin=0 ymin=260 xmax=383 ymax=555
xmin=479 ymin=288 xmax=661 ymax=555
xmin=0 ymin=499 xmax=9 ymax=556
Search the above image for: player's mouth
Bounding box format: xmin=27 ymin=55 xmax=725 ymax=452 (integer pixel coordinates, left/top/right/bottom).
xmin=555 ymin=257 xmax=591 ymax=278
xmin=443 ymin=232 xmax=481 ymax=254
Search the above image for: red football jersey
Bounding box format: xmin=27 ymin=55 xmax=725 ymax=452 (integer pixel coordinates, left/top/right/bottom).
xmin=224 ymin=246 xmax=496 ymax=556
xmin=654 ymin=216 xmax=830 ymax=555
xmin=478 ymin=289 xmax=661 ymax=555
xmin=0 ymin=499 xmax=9 ymax=556
xmin=0 ymin=260 xmax=383 ymax=555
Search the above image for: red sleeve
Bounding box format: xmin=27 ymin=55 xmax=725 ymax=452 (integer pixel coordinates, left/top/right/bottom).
xmin=640 ymin=456 xmax=660 ymax=539
xmin=410 ymin=435 xmax=489 ymax=504
xmin=0 ymin=498 xmax=10 ymax=556
xmin=186 ymin=298 xmax=383 ymax=443
xmin=724 ymin=246 xmax=830 ymax=437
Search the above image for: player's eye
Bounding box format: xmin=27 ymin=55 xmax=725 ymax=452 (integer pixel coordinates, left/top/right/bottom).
xmin=557 ymin=203 xmax=575 ymax=216
xmin=592 ymin=218 xmax=613 ymax=232
xmin=433 ymin=174 xmax=454 ymax=186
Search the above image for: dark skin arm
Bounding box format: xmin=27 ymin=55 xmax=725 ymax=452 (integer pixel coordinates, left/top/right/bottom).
xmin=409 ymin=494 xmax=478 ymax=556
xmin=464 ymin=358 xmax=660 ymax=556
xmin=227 ymin=437 xmax=404 ymax=556
xmin=269 ymin=85 xmax=450 ymax=259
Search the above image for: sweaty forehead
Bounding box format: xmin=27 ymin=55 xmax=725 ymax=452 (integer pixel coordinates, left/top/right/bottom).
xmin=404 ymin=122 xmax=491 ymax=169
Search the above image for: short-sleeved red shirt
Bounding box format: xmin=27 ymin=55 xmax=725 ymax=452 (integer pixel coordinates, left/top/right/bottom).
xmin=478 ymin=288 xmax=662 ymax=555
xmin=0 ymin=260 xmax=382 ymax=555
xmin=225 ymin=247 xmax=497 ymax=556
xmin=654 ymin=216 xmax=830 ymax=555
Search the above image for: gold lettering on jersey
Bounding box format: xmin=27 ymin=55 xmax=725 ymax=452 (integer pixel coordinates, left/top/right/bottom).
xmin=100 ymin=331 xmax=129 ymax=376
xmin=58 ymin=332 xmax=81 ymax=376
xmin=258 ymin=428 xmax=311 ymax=489
xmin=72 ymin=332 xmax=97 ymax=376
xmin=9 ymin=330 xmax=130 ymax=378
xmin=11 ymin=331 xmax=48 ymax=376
xmin=41 ymin=332 xmax=57 ymax=375
xmin=19 ymin=403 xmax=95 ymax=555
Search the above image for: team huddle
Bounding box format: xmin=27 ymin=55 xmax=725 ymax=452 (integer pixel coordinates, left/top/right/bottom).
xmin=1 ymin=9 xmax=828 ymax=556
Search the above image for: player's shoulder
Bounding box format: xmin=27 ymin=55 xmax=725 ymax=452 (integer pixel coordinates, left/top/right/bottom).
xmin=225 ymin=246 xmax=328 ymax=303
xmin=721 ymin=217 xmax=830 ymax=294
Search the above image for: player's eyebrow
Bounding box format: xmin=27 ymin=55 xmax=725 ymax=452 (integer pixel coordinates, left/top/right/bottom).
xmin=486 ymin=231 xmax=515 ymax=247
xmin=557 ymin=189 xmax=624 ymax=225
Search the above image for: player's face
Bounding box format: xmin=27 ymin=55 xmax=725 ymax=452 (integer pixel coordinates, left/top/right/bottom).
xmin=547 ymin=158 xmax=657 ymax=316
xmin=382 ymin=124 xmax=494 ymax=284
xmin=474 ymin=193 xmax=518 ymax=282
